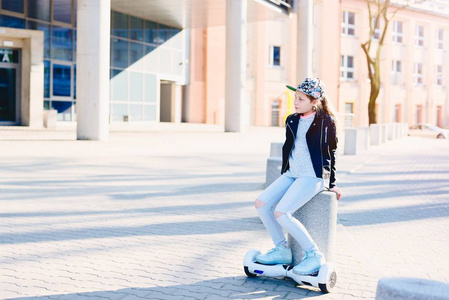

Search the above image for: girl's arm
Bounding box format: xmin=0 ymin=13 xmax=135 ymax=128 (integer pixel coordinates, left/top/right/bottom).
xmin=328 ymin=120 xmax=342 ymax=200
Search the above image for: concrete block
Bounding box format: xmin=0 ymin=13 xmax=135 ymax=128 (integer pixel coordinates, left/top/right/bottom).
xmin=265 ymin=157 xmax=282 ymax=187
xmin=270 ymin=142 xmax=283 ymax=157
xmin=387 ymin=124 xmax=395 ymax=140
xmin=394 ymin=123 xmax=401 ymax=139
xmin=381 ymin=124 xmax=388 ymax=143
xmin=344 ymin=128 xmax=357 ymax=155
xmin=356 ymin=127 xmax=370 ymax=151
xmin=288 ymin=191 xmax=338 ymax=264
xmin=43 ymin=109 xmax=57 ymax=128
xmin=370 ymin=124 xmax=381 ymax=145
xmin=376 ymin=277 xmax=449 ymax=300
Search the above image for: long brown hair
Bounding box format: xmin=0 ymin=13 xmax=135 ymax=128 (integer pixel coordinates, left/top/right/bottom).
xmin=305 ymin=95 xmax=340 ymax=131
xmin=305 ymin=95 xmax=336 ymax=118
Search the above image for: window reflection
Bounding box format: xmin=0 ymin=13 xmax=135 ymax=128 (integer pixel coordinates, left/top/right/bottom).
xmin=27 ymin=20 xmax=51 ymax=58
xmin=53 ymin=0 xmax=72 ymax=24
xmin=130 ymin=16 xmax=143 ymax=41
xmin=44 ymin=60 xmax=50 ymax=98
xmin=158 ymin=25 xmax=170 ymax=44
xmin=112 ymin=11 xmax=128 ymax=38
xmin=1 ymin=0 xmax=24 ymax=13
xmin=52 ymin=25 xmax=72 ymax=61
xmin=144 ymin=21 xmax=158 ymax=44
xmin=112 ymin=38 xmax=128 ymax=68
xmin=53 ymin=64 xmax=71 ymax=97
xmin=129 ymin=41 xmax=143 ymax=65
xmin=51 ymin=101 xmax=72 ymax=121
xmin=27 ymin=0 xmax=51 ymax=22
xmin=0 ymin=15 xmax=25 ymax=28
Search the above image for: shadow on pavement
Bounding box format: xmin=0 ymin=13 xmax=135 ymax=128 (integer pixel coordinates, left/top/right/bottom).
xmin=7 ymin=276 xmax=323 ymax=300
xmin=0 ymin=217 xmax=262 ymax=245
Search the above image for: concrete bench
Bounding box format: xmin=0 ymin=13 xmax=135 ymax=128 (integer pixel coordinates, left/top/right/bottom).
xmin=376 ymin=277 xmax=449 ymax=300
xmin=43 ymin=109 xmax=57 ymax=128
xmin=265 ymin=157 xmax=282 ymax=187
xmin=270 ymin=142 xmax=283 ymax=157
xmin=287 ymin=191 xmax=338 ymax=264
xmin=344 ymin=127 xmax=369 ymax=155
xmin=381 ymin=124 xmax=388 ymax=143
xmin=370 ymin=124 xmax=382 ymax=145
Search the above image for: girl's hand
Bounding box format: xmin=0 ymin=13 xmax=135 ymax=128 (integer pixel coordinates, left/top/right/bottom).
xmin=329 ymin=187 xmax=342 ymax=201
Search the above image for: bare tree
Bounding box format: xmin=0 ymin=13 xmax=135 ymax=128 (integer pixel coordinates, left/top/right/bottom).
xmin=362 ymin=0 xmax=426 ymax=124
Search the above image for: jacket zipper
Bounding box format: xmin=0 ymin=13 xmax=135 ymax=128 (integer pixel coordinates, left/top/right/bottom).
xmin=320 ymin=119 xmax=324 ymax=175
xmin=282 ymin=122 xmax=296 ymax=173
xmin=325 ymin=127 xmax=328 ymax=144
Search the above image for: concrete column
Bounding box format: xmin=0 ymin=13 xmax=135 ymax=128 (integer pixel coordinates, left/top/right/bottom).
xmin=76 ymin=0 xmax=110 ymax=141
xmin=297 ymin=0 xmax=313 ymax=80
xmin=225 ymin=0 xmax=247 ymax=132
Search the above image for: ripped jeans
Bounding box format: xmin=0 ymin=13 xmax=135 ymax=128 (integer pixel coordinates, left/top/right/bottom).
xmin=256 ymin=173 xmax=324 ymax=252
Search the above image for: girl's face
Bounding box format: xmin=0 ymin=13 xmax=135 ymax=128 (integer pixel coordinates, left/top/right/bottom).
xmin=294 ymin=91 xmax=318 ymax=114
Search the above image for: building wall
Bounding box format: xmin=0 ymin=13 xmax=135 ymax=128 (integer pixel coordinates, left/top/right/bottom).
xmin=340 ymin=0 xmax=449 ymax=128
xmin=0 ymin=1 xmax=185 ymax=123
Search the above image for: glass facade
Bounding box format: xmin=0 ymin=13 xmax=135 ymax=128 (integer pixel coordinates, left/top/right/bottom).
xmin=0 ymin=0 xmax=76 ymax=121
xmin=109 ymin=10 xmax=182 ymax=122
xmin=0 ymin=2 xmax=182 ymax=122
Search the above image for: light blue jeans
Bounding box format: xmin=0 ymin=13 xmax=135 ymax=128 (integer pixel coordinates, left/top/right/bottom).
xmin=256 ymin=173 xmax=324 ymax=252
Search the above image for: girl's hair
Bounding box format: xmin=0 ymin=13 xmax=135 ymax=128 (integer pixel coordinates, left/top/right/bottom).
xmin=304 ymin=94 xmax=335 ymax=118
xmin=305 ymin=94 xmax=340 ymax=131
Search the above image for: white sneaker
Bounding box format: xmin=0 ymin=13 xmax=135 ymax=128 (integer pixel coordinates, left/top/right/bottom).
xmin=255 ymin=245 xmax=292 ymax=265
xmin=292 ymin=250 xmax=325 ymax=275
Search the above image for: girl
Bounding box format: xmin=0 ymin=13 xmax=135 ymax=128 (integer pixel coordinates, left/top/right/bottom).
xmin=254 ymin=77 xmax=342 ymax=275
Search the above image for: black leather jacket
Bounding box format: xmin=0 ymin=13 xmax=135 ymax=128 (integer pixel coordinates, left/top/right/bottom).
xmin=281 ymin=111 xmax=338 ymax=189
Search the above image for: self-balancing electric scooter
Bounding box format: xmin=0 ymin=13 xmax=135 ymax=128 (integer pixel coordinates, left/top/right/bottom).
xmin=243 ymin=249 xmax=337 ymax=293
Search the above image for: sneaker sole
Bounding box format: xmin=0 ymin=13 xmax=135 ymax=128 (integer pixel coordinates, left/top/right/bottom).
xmin=292 ymin=267 xmax=320 ymax=276
xmin=255 ymin=259 xmax=292 ymax=265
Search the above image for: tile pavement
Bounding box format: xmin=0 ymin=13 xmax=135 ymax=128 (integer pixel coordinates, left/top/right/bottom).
xmin=0 ymin=123 xmax=448 ymax=299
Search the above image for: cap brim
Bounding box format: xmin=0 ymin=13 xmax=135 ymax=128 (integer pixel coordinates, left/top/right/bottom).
xmin=286 ymin=85 xmax=297 ymax=92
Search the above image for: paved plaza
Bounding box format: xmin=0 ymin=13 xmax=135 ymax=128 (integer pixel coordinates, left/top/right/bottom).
xmin=1 ymin=123 xmax=449 ymax=299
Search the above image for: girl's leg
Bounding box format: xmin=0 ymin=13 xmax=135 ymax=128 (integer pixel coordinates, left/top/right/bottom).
xmin=274 ymin=177 xmax=324 ymax=252
xmin=255 ymin=174 xmax=295 ymax=246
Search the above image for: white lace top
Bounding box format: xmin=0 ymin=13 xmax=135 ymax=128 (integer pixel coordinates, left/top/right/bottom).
xmin=286 ymin=113 xmax=316 ymax=178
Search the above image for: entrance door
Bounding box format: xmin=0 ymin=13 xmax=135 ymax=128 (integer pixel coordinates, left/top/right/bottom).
xmin=0 ymin=68 xmax=17 ymax=122
xmin=0 ymin=49 xmax=20 ymax=124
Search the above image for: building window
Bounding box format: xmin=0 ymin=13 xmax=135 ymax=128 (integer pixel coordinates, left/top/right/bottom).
xmin=391 ymin=60 xmax=402 ymax=85
xmin=435 ymin=65 xmax=443 ymax=86
xmin=52 ymin=25 xmax=73 ymax=61
xmin=416 ymin=105 xmax=423 ymax=124
xmin=52 ymin=64 xmax=71 ymax=97
xmin=436 ymin=29 xmax=444 ymax=50
xmin=342 ymin=11 xmax=355 ymax=36
xmin=53 ymin=0 xmax=72 ymax=24
xmin=340 ymin=55 xmax=354 ymax=80
xmin=0 ymin=14 xmax=25 ymax=28
xmin=395 ymin=104 xmax=402 ymax=122
xmin=371 ymin=17 xmax=380 ymax=40
xmin=27 ymin=20 xmax=51 ymax=58
xmin=1 ymin=0 xmax=24 ymax=14
xmin=27 ymin=0 xmax=51 ymax=22
xmin=436 ymin=106 xmax=442 ymax=127
xmin=413 ymin=63 xmax=423 ymax=85
xmin=269 ymin=46 xmax=281 ymax=67
xmin=415 ymin=25 xmax=424 ymax=47
xmin=392 ymin=21 xmax=403 ymax=43
xmin=271 ymin=100 xmax=280 ymax=126
xmin=345 ymin=102 xmax=354 ymax=128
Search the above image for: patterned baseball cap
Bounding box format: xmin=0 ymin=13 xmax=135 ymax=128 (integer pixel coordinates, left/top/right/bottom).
xmin=286 ymin=77 xmax=325 ymax=100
